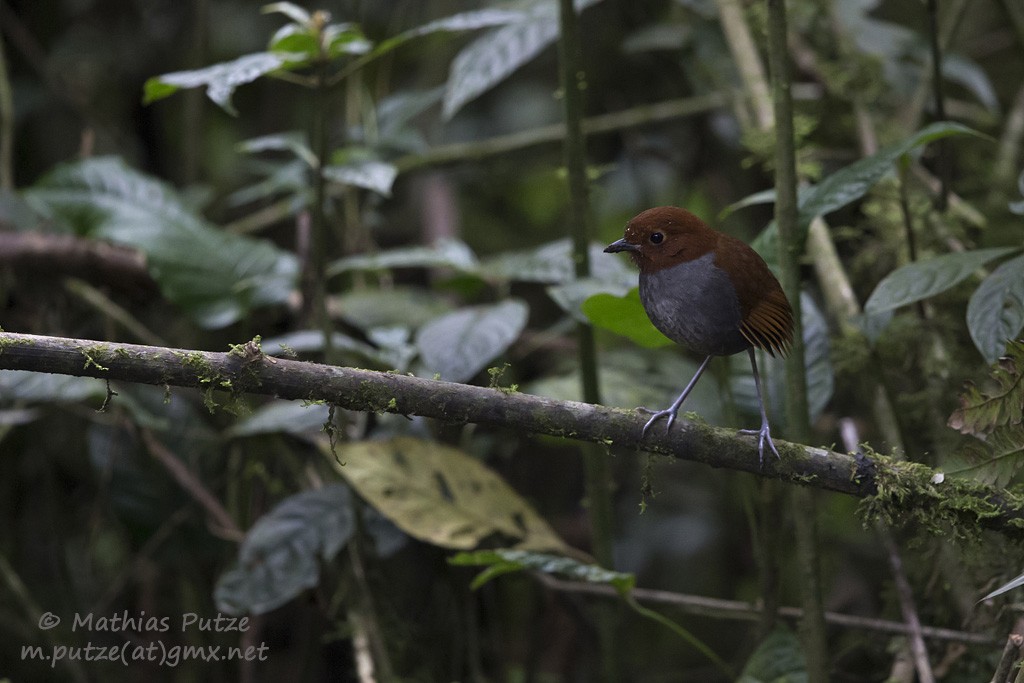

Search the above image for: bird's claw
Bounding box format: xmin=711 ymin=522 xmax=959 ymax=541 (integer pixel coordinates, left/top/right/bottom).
xmin=738 ymin=422 xmax=781 ymax=468
xmin=637 ymin=407 xmax=678 ymax=438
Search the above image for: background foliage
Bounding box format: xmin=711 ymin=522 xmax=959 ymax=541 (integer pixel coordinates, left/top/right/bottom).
xmin=2 ymin=0 xmax=1024 ymax=680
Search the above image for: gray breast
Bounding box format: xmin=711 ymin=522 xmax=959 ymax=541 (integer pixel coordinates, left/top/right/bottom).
xmin=638 ymin=253 xmax=749 ymax=356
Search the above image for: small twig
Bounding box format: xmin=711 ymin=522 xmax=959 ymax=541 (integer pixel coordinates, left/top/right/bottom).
xmin=91 ymin=505 xmax=193 ymax=615
xmin=535 ymin=574 xmax=1000 ymax=646
xmin=393 ymin=93 xmax=730 ymax=173
xmin=880 ymin=530 xmax=935 ymax=683
xmin=990 ymin=618 xmax=1024 ymax=683
xmin=64 ymin=278 xmax=166 ymax=347
xmin=138 ymin=428 xmax=243 ymax=540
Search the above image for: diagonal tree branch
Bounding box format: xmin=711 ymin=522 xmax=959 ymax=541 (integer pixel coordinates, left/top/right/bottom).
xmin=2 ymin=331 xmax=1024 ymax=537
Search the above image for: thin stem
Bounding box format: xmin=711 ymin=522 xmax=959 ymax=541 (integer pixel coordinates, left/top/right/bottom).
xmin=766 ymin=1 xmax=824 ymax=680
xmin=556 ymin=0 xmax=613 ymax=571
xmin=927 ymin=0 xmax=949 ymax=210
xmin=307 ymin=17 xmax=334 ymax=357
xmin=880 ymin=530 xmax=935 ymax=683
xmin=0 ymin=31 xmax=12 ymax=190
xmin=536 ymin=574 xmax=1000 ymax=646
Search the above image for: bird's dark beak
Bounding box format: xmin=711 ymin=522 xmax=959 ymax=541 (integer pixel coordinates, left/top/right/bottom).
xmin=604 ymin=238 xmax=639 ymax=254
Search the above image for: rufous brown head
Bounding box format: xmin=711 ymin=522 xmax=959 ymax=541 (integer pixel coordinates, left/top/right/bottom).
xmin=603 ymin=206 xmax=718 ymax=273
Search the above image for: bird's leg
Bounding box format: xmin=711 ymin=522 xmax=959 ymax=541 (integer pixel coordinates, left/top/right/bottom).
xmin=737 ymin=347 xmax=781 ymax=466
xmin=639 ymin=355 xmax=713 ymax=437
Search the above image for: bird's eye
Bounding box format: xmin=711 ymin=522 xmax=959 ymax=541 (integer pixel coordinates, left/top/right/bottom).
xmin=649 ymin=232 xmax=664 ymax=245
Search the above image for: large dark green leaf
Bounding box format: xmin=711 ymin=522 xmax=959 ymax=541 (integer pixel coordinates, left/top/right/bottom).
xmin=948 ymin=340 xmax=1024 ymax=436
xmin=328 ymin=239 xmax=477 ymax=276
xmin=482 ymin=239 xmax=630 ymax=284
xmin=967 ymin=254 xmax=1024 ymax=363
xmin=442 ymin=0 xmax=603 ymax=119
xmin=740 ymin=122 xmax=990 ymax=257
xmin=25 ymin=157 xmax=297 ymax=328
xmin=331 ymin=438 xmax=568 ymax=553
xmin=415 ymin=299 xmax=528 ymax=382
xmin=0 ymin=370 xmax=104 ymax=403
xmin=864 ymin=247 xmax=1018 ymax=315
xmin=943 ymin=426 xmax=1024 ymax=488
xmin=797 ymin=121 xmax=988 ymax=227
xmin=226 ymin=401 xmax=331 ymax=438
xmin=738 ymin=628 xmax=807 ymax=683
xmin=215 ymin=485 xmax=353 ymax=615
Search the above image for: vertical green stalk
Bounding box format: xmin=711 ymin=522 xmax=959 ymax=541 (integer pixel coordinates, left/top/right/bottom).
xmin=307 ymin=12 xmax=334 ymax=358
xmin=0 ymin=33 xmax=14 ymax=191
xmin=556 ymin=0 xmax=613 ymax=569
xmin=765 ymin=1 xmax=826 ymax=680
xmin=927 ymin=0 xmax=949 ymax=210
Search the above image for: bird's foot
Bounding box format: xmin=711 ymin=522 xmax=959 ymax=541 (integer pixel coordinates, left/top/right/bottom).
xmin=738 ymin=421 xmax=781 ymax=468
xmin=637 ymin=407 xmax=679 ymax=438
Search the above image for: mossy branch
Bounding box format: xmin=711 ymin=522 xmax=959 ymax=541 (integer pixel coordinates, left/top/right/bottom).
xmin=2 ymin=331 xmax=1024 ymax=537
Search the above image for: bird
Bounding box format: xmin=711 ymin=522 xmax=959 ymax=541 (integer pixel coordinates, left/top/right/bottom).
xmin=603 ymin=206 xmax=794 ymax=464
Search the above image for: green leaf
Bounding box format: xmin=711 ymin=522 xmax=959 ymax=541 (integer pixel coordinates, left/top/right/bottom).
xmin=547 ymin=277 xmax=630 ymax=323
xmin=529 ymin=349 xmax=724 ymax=422
xmin=268 ymin=23 xmax=319 ymax=57
xmin=943 ymin=53 xmax=998 ymax=113
xmin=738 ymin=627 xmax=807 ymax=683
xmin=330 ymin=437 xmax=569 ymax=553
xmin=949 ymin=340 xmax=1024 ymax=435
xmin=441 ymin=0 xmax=603 ymax=120
xmin=738 ymin=122 xmax=990 ymax=254
xmin=328 ymin=239 xmax=477 ymax=276
xmin=322 ymin=160 xmax=398 ymax=196
xmin=864 ymin=247 xmax=1018 ymax=314
xmin=143 ymin=52 xmax=296 ymax=114
xmin=238 ymin=131 xmax=318 ymax=168
xmin=482 ymin=239 xmax=630 ymax=284
xmin=370 ymin=9 xmax=527 ymax=61
xmin=333 ymin=287 xmax=456 ymax=330
xmin=967 ymin=254 xmax=1024 ymax=363
xmin=944 ymin=425 xmax=1024 ymax=488
xmin=415 ymin=299 xmax=529 ymax=382
xmin=261 ymin=2 xmax=310 ymax=24
xmin=798 ymin=121 xmax=989 ymax=227
xmin=0 ymin=370 xmax=104 ymax=403
xmin=215 ymin=484 xmax=354 ymax=615
xmin=581 ymin=288 xmax=673 ymax=349
xmin=324 ymin=23 xmax=373 ymax=57
xmin=981 ymin=570 xmax=1024 ymax=602
xmin=450 ymin=549 xmax=633 ymax=594
xmin=25 ymin=157 xmax=297 ymax=328
xmin=226 ymin=401 xmax=331 ymax=438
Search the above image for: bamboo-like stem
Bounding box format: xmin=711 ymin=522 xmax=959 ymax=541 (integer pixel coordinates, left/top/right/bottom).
xmin=927 ymin=0 xmax=949 ymax=210
xmin=307 ymin=13 xmax=335 ymax=357
xmin=0 ymin=32 xmax=13 ymax=190
xmin=765 ymin=1 xmax=826 ymax=680
xmin=556 ymin=0 xmax=613 ymax=572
